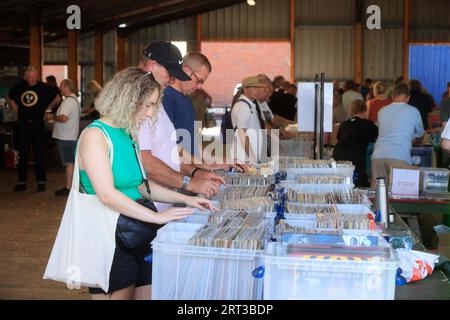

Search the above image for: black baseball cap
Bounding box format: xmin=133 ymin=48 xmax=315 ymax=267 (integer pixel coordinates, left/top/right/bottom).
xmin=142 ymin=41 xmax=191 ymax=81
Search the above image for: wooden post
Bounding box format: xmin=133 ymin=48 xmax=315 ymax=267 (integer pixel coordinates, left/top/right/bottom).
xmin=117 ymin=32 xmax=126 ymax=71
xmin=403 ymin=0 xmax=411 ymax=80
xmin=95 ymin=31 xmax=104 ymax=85
xmin=67 ymin=30 xmax=79 ymax=90
xmin=196 ymin=15 xmax=202 ymax=52
xmin=354 ymin=22 xmax=363 ymax=84
xmin=290 ymin=0 xmax=295 ymax=83
xmin=354 ymin=0 xmax=363 ymax=84
xmin=29 ymin=12 xmax=43 ymax=80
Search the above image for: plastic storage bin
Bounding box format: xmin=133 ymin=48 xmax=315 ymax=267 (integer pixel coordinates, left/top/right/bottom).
xmin=152 ymin=223 xmax=264 ymax=300
xmin=279 ymin=182 xmax=354 ymax=192
xmin=284 ymin=167 xmax=355 ymax=180
xmin=263 ymin=238 xmax=398 ymax=300
xmin=420 ymin=167 xmax=450 ymax=193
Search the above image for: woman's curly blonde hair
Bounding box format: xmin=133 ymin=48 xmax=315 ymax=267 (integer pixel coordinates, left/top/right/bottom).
xmin=94 ymin=67 xmax=161 ymax=133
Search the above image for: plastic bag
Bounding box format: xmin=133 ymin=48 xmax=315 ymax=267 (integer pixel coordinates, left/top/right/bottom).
xmin=395 ymin=249 xmax=440 ymax=283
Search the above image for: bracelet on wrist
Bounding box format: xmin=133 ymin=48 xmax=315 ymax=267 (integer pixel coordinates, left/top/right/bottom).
xmin=191 ymin=167 xmax=201 ymax=177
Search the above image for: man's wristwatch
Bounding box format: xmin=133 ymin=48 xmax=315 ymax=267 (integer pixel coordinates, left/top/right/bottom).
xmin=181 ymin=175 xmax=191 ymax=190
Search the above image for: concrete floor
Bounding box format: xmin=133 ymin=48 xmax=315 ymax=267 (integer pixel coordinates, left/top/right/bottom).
xmin=0 ymin=167 xmax=88 ymax=299
xmin=0 ymin=164 xmax=443 ymax=300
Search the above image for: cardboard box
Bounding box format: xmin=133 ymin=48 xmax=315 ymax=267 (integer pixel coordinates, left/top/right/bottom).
xmin=434 ymin=225 xmax=450 ymax=258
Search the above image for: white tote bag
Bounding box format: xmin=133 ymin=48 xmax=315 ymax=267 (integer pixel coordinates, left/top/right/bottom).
xmin=43 ymin=125 xmax=119 ymax=292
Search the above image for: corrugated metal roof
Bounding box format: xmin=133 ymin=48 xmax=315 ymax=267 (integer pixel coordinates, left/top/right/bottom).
xmin=202 ymin=0 xmax=290 ymax=39
xmin=79 ymin=33 xmax=95 ymax=63
xmin=296 ymin=0 xmax=355 ymax=26
xmin=410 ymin=28 xmax=450 ymax=42
xmin=44 ymin=31 xmax=116 ymax=65
xmin=104 ymin=30 xmax=117 ymax=63
xmin=128 ymin=17 xmax=196 ymax=43
xmin=295 ymin=26 xmax=355 ymax=81
xmin=411 ymin=0 xmax=450 ymax=27
xmin=363 ymin=28 xmax=403 ymax=81
xmin=44 ymin=40 xmax=67 ymax=64
xmin=363 ymin=0 xmax=403 ymax=27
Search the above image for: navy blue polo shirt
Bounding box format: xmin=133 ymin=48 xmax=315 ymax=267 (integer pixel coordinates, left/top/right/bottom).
xmin=163 ymin=86 xmax=199 ymax=157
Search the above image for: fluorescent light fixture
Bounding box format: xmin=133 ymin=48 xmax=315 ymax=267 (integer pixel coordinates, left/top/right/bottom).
xmin=118 ymin=23 xmax=127 ymax=28
xmin=247 ymin=0 xmax=256 ymax=5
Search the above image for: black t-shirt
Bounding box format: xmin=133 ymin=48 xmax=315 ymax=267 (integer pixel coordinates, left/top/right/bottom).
xmin=9 ymin=80 xmax=56 ymax=124
xmin=334 ymin=117 xmax=378 ymax=153
xmin=268 ymin=91 xmax=297 ymax=121
xmin=409 ymin=91 xmax=433 ymax=130
xmin=333 ymin=116 xmax=378 ymax=180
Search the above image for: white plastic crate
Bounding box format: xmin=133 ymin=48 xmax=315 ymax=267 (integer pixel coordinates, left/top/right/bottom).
xmin=284 ymin=203 xmax=373 ymax=215
xmin=279 ymin=182 xmax=355 ymax=192
xmin=284 ymin=167 xmax=355 ymax=180
xmin=278 ymin=140 xmax=314 ymax=158
xmin=152 ymin=223 xmax=264 ymax=300
xmin=263 ymin=241 xmax=398 ymax=300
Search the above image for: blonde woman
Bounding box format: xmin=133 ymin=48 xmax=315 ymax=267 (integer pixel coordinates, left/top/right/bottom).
xmin=82 ymin=79 xmax=102 ymax=112
xmin=78 ymin=67 xmax=215 ymax=300
xmin=367 ymin=81 xmax=392 ymax=124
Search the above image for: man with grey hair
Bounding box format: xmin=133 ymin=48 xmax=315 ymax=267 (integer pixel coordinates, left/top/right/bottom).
xmin=6 ymin=66 xmax=62 ymax=192
xmin=50 ymin=79 xmax=81 ymax=196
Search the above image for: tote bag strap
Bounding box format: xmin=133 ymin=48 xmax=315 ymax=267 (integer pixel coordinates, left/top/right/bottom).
xmin=72 ymin=122 xmax=114 ymax=192
xmin=129 ymin=135 xmax=154 ymax=203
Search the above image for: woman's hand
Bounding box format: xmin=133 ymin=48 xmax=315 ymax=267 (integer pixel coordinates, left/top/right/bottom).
xmin=155 ymin=207 xmax=195 ymax=224
xmin=184 ymin=196 xmax=218 ymax=212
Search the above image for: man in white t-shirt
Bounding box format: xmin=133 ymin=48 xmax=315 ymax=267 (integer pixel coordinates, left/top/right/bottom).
xmin=51 ymin=79 xmax=81 ymax=196
xmin=441 ymin=121 xmax=450 ymax=151
xmin=231 ymin=76 xmax=266 ymax=163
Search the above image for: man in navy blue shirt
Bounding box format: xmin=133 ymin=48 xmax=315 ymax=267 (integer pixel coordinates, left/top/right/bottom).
xmin=163 ymin=52 xmax=211 ymax=159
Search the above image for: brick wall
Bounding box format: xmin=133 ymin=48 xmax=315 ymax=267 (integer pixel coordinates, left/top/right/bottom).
xmin=201 ymin=41 xmax=291 ymax=106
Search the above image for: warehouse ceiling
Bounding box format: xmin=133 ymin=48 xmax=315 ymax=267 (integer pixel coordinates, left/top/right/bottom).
xmin=0 ymin=0 xmax=246 ymax=46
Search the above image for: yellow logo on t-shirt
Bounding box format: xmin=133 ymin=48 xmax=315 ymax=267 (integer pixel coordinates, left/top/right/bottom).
xmin=21 ymin=90 xmax=38 ymax=107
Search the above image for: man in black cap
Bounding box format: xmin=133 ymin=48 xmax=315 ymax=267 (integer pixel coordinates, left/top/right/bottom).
xmin=138 ymin=40 xmax=191 ymax=87
xmin=6 ymin=66 xmax=62 ymax=192
xmin=137 ymin=41 xmax=225 ymax=215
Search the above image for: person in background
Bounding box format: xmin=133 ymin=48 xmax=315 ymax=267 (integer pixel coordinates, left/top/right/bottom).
xmin=282 ymin=81 xmax=291 ymax=93
xmin=46 ymin=75 xmax=62 ymax=114
xmin=77 ymin=67 xmax=214 ymax=300
xmin=333 ymin=100 xmax=378 ymax=187
xmin=442 ymin=82 xmax=450 ymax=100
xmin=46 ymin=76 xmax=62 ymax=105
xmin=360 ymin=78 xmax=373 ymax=100
xmin=367 ymin=81 xmax=392 ymax=124
xmin=49 ymin=79 xmax=81 ymax=196
xmin=82 ymin=80 xmax=102 ymax=119
xmin=6 ymin=66 xmax=62 ymax=192
xmin=191 ymin=88 xmax=212 ymax=129
xmin=286 ymin=84 xmax=297 ymax=97
xmin=79 ymin=80 xmax=102 ymax=132
xmin=371 ymin=83 xmax=424 ymax=187
xmin=272 ymin=75 xmax=286 ymax=93
xmin=257 ymin=74 xmax=295 ymax=130
xmin=342 ymin=80 xmax=364 ymax=118
xmin=269 ymin=76 xmax=297 ymax=121
xmin=408 ymin=79 xmax=434 ymax=130
xmin=387 ymin=76 xmax=405 ymax=98
xmin=231 ymin=76 xmax=266 ymax=163
xmin=333 ymin=80 xmax=346 ymax=124
xmin=440 ymin=120 xmax=450 ymax=151
xmin=439 ymin=82 xmax=450 ymax=123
